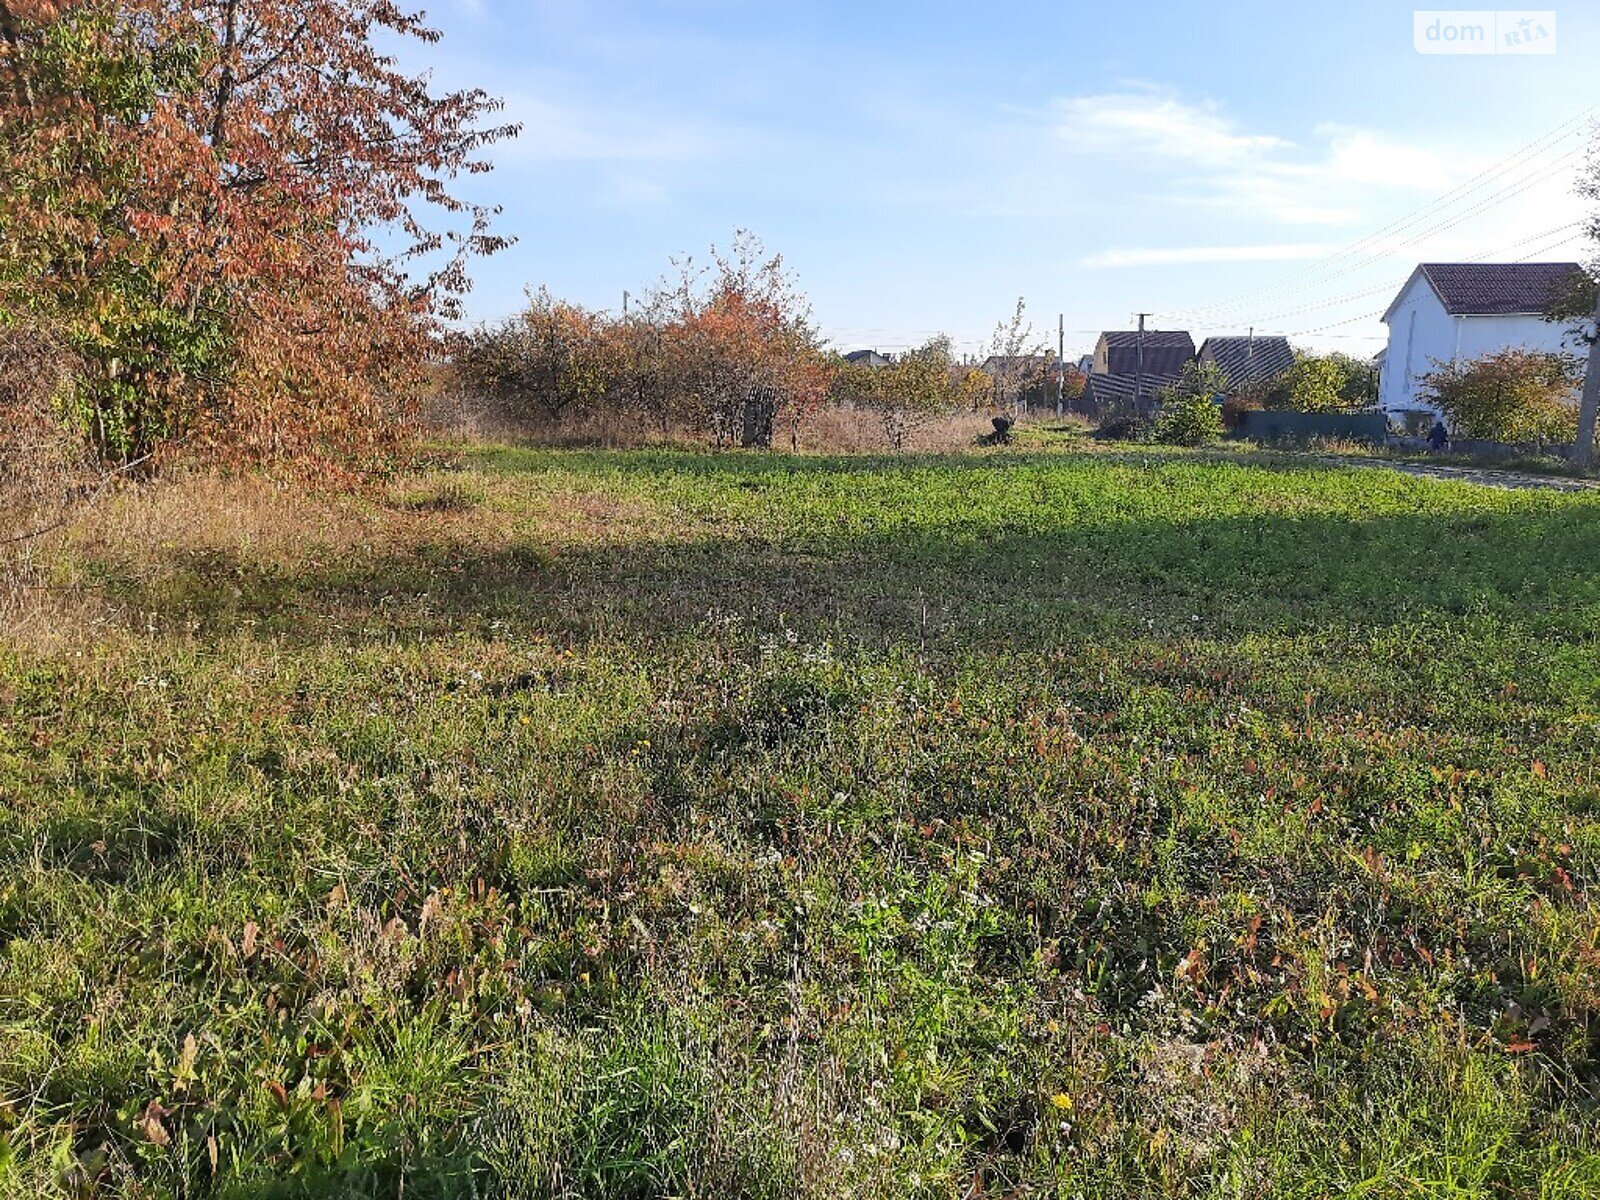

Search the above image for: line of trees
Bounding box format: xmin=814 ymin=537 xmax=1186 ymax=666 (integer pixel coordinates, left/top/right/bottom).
xmin=455 ymin=234 xmax=833 ymax=449
xmin=454 ymin=241 xmax=1027 ymax=452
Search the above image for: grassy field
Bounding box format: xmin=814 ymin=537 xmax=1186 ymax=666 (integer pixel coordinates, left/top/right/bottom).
xmin=3 ymin=442 xmax=1600 ymax=1198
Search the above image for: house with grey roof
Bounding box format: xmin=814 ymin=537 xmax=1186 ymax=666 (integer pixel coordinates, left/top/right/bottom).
xmin=842 ymin=349 xmax=892 ymax=368
xmin=1378 ymin=262 xmax=1586 ymax=422
xmin=1076 ymin=330 xmax=1197 ymax=417
xmin=1090 ymin=330 xmax=1196 ymax=378
xmin=1197 ymin=335 xmax=1295 ymax=392
xmin=1078 ymin=371 xmax=1183 ymax=419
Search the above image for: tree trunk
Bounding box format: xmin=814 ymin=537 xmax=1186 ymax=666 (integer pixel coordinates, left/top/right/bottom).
xmin=740 ymin=390 xmax=774 ymax=448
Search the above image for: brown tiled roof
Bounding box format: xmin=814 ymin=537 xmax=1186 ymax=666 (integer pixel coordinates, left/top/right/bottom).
xmin=1418 ymin=262 xmax=1583 ymax=316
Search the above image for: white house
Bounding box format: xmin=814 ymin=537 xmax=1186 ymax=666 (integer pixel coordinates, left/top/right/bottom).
xmin=1379 ymin=261 xmax=1585 ymax=426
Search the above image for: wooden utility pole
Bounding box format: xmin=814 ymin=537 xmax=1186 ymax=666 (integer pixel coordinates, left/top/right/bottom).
xmin=1575 ymin=287 xmax=1600 ymax=469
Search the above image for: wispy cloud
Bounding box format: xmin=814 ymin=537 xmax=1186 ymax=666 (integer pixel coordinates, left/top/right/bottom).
xmin=1051 ymin=89 xmax=1472 ymax=227
xmin=1052 ymin=91 xmax=1289 ymax=164
xmin=1081 ymin=243 xmax=1336 ymax=268
xmin=496 ymin=89 xmax=734 ymax=165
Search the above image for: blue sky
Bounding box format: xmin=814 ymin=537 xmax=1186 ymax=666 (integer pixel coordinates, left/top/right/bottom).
xmin=412 ymin=0 xmax=1598 ymax=361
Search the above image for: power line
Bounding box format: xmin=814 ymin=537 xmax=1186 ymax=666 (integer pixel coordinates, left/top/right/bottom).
xmin=1165 ymin=103 xmax=1599 ymax=325
xmin=1181 ymin=146 xmax=1587 ymax=327
xmin=1168 ymin=151 xmax=1587 ymax=343
xmin=1203 ymin=221 xmax=1585 ymax=334
xmin=1170 ymin=106 xmax=1595 ymax=322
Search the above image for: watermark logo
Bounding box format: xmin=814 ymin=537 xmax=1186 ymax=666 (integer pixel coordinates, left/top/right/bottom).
xmin=1414 ymin=10 xmax=1556 ymax=53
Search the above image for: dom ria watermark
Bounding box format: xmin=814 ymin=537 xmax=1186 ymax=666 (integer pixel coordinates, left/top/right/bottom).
xmin=1414 ymin=10 xmax=1556 ymax=53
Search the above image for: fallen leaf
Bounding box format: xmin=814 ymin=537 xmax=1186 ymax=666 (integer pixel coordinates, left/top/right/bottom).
xmin=138 ymin=1101 xmax=170 ymax=1146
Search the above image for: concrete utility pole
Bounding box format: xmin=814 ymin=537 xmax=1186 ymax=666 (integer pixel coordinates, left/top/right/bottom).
xmin=1135 ymin=312 xmax=1151 ymax=414
xmin=1576 ymin=288 xmax=1600 ymax=469
xmin=1057 ymin=313 xmax=1065 ymax=417
xmin=622 ymin=289 xmax=631 ymax=317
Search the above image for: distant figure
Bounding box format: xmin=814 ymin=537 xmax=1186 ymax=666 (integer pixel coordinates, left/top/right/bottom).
xmin=977 ymin=416 xmax=1014 ymax=448
xmin=1427 ymin=420 xmax=1449 ymax=453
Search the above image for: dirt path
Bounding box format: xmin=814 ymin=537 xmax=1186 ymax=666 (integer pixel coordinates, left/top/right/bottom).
xmin=1313 ymin=455 xmax=1600 ymax=494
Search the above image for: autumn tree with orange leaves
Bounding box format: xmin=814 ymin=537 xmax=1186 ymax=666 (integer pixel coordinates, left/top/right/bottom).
xmin=456 ymin=288 xmax=618 ymax=425
xmin=655 ymin=233 xmax=832 ymax=449
xmin=454 ymin=233 xmax=834 ymax=450
xmin=0 ymin=0 xmax=515 ymax=469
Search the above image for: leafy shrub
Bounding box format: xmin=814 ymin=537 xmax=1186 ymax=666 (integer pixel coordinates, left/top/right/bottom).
xmin=1246 ymin=353 xmax=1374 ymax=414
xmin=1152 ymin=392 xmax=1224 ymax=445
xmin=1421 ymin=349 xmax=1583 ymax=442
xmin=0 ymin=319 xmax=80 ymax=488
xmin=832 ymin=336 xmax=983 ymax=452
xmin=1152 ymin=361 xmax=1228 ymax=445
xmin=1280 ymin=356 xmax=1351 ymax=413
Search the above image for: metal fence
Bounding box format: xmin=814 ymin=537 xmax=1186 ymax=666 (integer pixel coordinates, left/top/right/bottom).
xmin=1232 ymin=410 xmax=1389 ymax=445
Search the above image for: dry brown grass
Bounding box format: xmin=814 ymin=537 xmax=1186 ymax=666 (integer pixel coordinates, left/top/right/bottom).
xmin=796 ymin=406 xmax=995 ymax=454
xmin=424 ymin=394 xmax=998 ymax=455
xmin=69 ymin=470 xmax=376 ymax=563
xmin=423 ymin=392 xmax=699 ymax=450
xmin=2 ymin=469 xmax=388 ymax=648
xmin=3 ymin=400 xmax=990 ymax=642
xmin=1 ymin=322 xmax=88 ymax=633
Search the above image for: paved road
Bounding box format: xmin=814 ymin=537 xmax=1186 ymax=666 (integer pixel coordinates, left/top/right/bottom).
xmin=1315 ymin=455 xmax=1600 ymax=494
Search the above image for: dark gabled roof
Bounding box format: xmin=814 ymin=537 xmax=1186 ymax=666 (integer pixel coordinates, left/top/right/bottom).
xmin=1197 ymin=336 xmax=1295 ymax=388
xmin=1097 ymin=330 xmax=1196 ymax=376
xmin=842 ymin=349 xmax=891 ymax=367
xmin=1385 ymin=262 xmax=1584 ymax=320
xmin=1081 ymin=372 xmax=1182 ymax=406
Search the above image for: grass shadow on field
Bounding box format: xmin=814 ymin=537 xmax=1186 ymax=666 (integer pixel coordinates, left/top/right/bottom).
xmin=87 ymin=500 xmax=1600 ymax=650
xmin=12 ymin=450 xmax=1600 ymax=1200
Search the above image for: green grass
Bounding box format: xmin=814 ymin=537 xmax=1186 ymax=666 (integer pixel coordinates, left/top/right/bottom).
xmin=3 ymin=443 xmax=1600 ymax=1198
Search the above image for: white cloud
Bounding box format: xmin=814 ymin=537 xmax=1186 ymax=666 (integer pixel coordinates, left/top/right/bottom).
xmin=1311 ymin=124 xmax=1462 ymax=190
xmin=1053 ymin=91 xmax=1289 ymax=164
xmin=1049 ymin=89 xmax=1474 ymax=228
xmin=1081 ymin=243 xmax=1336 ymax=268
